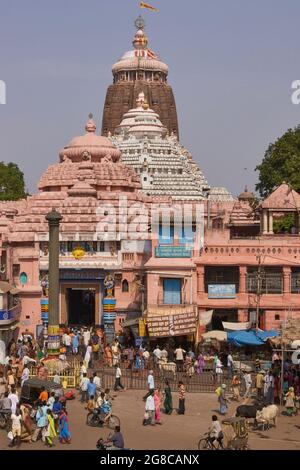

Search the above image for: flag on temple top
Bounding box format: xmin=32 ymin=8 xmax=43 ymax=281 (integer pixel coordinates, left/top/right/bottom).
xmin=147 ymin=48 xmax=158 ymax=59
xmin=140 ymin=2 xmax=159 ymax=12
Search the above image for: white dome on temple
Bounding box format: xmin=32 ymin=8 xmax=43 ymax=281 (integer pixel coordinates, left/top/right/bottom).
xmin=111 ymin=94 xmax=210 ymax=201
xmin=115 ymin=92 xmax=168 ymax=139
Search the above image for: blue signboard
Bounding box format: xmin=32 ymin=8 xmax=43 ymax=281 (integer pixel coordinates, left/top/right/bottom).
xmin=208 ymin=284 xmax=236 ymax=299
xmin=155 ymin=246 xmax=192 ymax=258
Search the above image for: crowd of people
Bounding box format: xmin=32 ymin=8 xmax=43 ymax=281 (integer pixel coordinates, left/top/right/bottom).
xmin=2 ymin=326 xmax=300 ymax=449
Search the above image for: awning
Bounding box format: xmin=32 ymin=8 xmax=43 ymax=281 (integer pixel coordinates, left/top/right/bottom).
xmin=222 ymin=321 xmax=250 ymax=331
xmin=199 ymin=310 xmax=213 ymax=326
xmin=146 ymin=305 xmax=197 ymax=338
xmin=227 ymin=329 xmax=278 ymax=347
xmin=121 ymin=318 xmax=141 ymax=328
xmin=201 ymin=330 xmax=227 ymax=342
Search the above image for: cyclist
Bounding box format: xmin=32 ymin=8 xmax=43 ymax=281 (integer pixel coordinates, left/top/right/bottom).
xmin=208 ymin=415 xmax=224 ymax=449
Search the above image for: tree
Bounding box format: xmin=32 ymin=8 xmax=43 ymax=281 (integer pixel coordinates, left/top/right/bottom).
xmin=0 ymin=162 xmax=26 ymax=201
xmin=255 ymin=125 xmax=300 ymax=197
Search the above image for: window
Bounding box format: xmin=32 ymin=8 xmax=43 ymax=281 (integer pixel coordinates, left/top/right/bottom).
xmin=163 ymin=278 xmax=181 ymax=305
xmin=159 ymin=223 xmax=174 ymax=245
xmin=247 ymin=267 xmax=283 ymax=294
xmin=275 ymin=314 xmax=280 ymax=321
xmin=13 ymin=264 xmax=20 ymax=277
xmin=122 ymin=279 xmax=129 ymax=293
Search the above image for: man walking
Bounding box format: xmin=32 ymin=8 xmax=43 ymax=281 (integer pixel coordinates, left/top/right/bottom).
xmin=145 ymin=390 xmax=155 ymax=426
xmin=114 ymin=364 xmax=125 ymax=391
xmin=87 ymin=377 xmax=97 ymax=400
xmin=177 ymin=381 xmax=186 ymax=415
xmin=256 ymin=370 xmax=265 ymax=399
xmin=243 ymin=371 xmax=252 ymax=399
xmin=79 ymin=373 xmax=89 ymax=403
xmin=174 ymin=346 xmax=186 ymax=372
xmin=93 ymin=372 xmax=101 ymax=398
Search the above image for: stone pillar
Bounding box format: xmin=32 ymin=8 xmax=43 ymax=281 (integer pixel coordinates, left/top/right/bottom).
xmin=239 ymin=266 xmax=247 ymax=294
xmin=295 ymin=212 xmax=300 ymax=234
xmin=268 ymin=212 xmax=274 ymax=234
xmin=197 ymin=266 xmax=205 ymax=294
xmin=262 ymin=209 xmax=268 ymax=234
xmin=46 ymin=208 xmax=63 ymax=356
xmin=283 ymin=267 xmax=291 ymax=295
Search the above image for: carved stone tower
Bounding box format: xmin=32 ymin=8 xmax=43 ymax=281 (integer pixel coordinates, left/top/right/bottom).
xmin=101 ymin=16 xmax=179 ymax=138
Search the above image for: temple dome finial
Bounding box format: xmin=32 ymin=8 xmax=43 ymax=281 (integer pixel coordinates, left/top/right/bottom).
xmin=85 ymin=114 xmax=96 ymax=133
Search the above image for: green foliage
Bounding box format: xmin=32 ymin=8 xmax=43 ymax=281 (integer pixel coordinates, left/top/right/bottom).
xmin=0 ymin=162 xmax=26 ymax=201
xmin=273 ymin=213 xmax=295 ymax=234
xmin=256 ymin=125 xmax=300 ymax=197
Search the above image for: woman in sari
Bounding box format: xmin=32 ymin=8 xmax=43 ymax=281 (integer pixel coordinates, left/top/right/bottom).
xmin=154 ymin=388 xmax=162 ymax=424
xmin=196 ymin=353 xmax=205 ymax=375
xmin=163 ymin=380 xmax=173 ymax=415
xmin=45 ymin=409 xmax=57 ymax=447
xmin=20 ymin=405 xmax=33 ymax=443
xmin=59 ymin=408 xmax=71 ymax=444
xmin=104 ymin=345 xmax=113 ymax=368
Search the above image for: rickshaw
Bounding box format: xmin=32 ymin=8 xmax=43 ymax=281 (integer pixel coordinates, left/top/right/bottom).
xmin=198 ymin=417 xmax=249 ymax=451
xmin=20 ymin=378 xmax=63 ymax=405
xmin=221 ymin=417 xmax=249 ymax=450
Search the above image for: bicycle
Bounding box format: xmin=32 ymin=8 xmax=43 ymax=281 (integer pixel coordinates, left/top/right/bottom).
xmin=86 ymin=409 xmax=120 ymax=430
xmin=198 ymin=432 xmax=224 ymax=450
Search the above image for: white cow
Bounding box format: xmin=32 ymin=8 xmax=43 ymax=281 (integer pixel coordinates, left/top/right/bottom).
xmin=158 ymin=360 xmax=177 ymax=377
xmin=256 ymin=405 xmax=279 ymax=430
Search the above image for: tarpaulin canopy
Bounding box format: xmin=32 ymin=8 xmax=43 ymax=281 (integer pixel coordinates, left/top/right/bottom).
xmin=222 ymin=321 xmax=250 ymax=331
xmin=227 ymin=329 xmax=278 ymax=347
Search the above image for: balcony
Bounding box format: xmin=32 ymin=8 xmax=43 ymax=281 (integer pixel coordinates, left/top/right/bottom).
xmin=0 ymin=304 xmax=21 ymax=326
xmin=39 ymin=251 xmax=122 ymax=270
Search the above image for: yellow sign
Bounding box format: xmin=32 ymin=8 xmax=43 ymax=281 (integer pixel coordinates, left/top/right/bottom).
xmin=72 ymin=246 xmax=86 ymax=260
xmin=139 ymin=318 xmax=147 ymax=337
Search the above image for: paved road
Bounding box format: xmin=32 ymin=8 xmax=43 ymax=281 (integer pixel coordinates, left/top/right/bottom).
xmin=1 ymin=390 xmax=300 ymax=450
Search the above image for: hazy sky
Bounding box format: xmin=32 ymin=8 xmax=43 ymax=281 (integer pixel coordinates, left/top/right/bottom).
xmin=1 ymin=0 xmax=300 ymax=196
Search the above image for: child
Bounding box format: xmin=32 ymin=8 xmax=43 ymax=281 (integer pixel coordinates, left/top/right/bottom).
xmin=232 ymin=375 xmax=241 ymax=401
xmin=86 ymin=395 xmax=96 ymax=413
xmin=285 ymin=387 xmax=296 ymax=416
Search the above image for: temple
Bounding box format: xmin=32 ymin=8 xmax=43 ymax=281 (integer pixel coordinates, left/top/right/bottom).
xmin=0 ymin=19 xmax=300 ymax=347
xmin=101 ymin=16 xmax=179 ymax=137
xmin=111 ymin=92 xmax=209 ymax=200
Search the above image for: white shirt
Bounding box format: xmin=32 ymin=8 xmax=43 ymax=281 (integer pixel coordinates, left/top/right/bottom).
xmin=11 ymin=413 xmax=22 ymax=430
xmin=175 ymin=348 xmax=185 ymax=361
xmin=161 ymin=349 xmax=168 ymax=359
xmin=153 ymin=348 xmax=162 ymax=359
xmin=146 ymin=395 xmax=155 ymax=411
xmin=209 ymin=420 xmax=222 ymax=438
xmin=116 ymin=367 xmax=122 ymax=378
xmin=93 ymin=376 xmax=101 ymax=389
xmin=216 ymin=359 xmax=223 ymax=374
xmin=80 ymin=377 xmax=90 ymax=391
xmin=21 ymin=368 xmax=29 ymax=384
xmin=83 ymin=331 xmax=90 ymax=346
xmin=8 ymin=393 xmax=19 ymax=414
xmin=22 ymin=355 xmax=36 ymax=366
xmin=143 ymin=351 xmax=150 ymax=360
xmin=147 ymin=374 xmax=155 ymax=390
xmin=227 ymin=354 xmax=233 ymax=367
xmin=80 ymin=365 xmax=87 ymax=378
xmin=64 ymin=335 xmax=71 ymax=346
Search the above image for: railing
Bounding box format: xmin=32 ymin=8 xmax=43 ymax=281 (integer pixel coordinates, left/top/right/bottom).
xmin=247 ymin=273 xmax=283 ymax=294
xmin=122 ymin=253 xmax=134 ymax=262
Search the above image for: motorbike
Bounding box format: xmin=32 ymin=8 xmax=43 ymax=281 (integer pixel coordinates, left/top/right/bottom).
xmin=0 ymin=409 xmax=11 ymax=431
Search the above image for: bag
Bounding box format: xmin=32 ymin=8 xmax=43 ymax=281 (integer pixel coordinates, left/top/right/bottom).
xmin=65 ymin=390 xmax=75 ymax=400
xmin=92 ymin=344 xmax=100 ymax=353
xmin=215 ymin=387 xmax=221 ymax=397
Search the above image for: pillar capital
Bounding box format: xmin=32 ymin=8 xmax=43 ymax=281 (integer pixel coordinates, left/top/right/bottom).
xmin=46 ymin=208 xmax=63 ymax=226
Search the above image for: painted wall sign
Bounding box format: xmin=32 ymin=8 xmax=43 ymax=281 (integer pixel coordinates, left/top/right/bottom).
xmin=208 ymin=284 xmax=236 ymax=299
xmin=155 ymin=246 xmax=192 ymax=258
